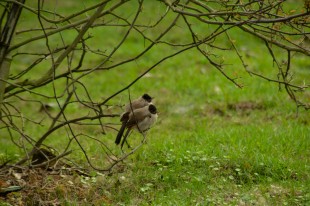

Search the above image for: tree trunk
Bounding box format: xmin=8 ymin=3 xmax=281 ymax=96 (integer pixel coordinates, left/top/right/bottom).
xmin=0 ymin=0 xmax=25 ymax=117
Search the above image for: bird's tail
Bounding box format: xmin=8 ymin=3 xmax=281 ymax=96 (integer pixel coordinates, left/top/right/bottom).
xmin=115 ymin=122 xmax=126 ymax=145
xmin=121 ymin=128 xmax=131 ymax=149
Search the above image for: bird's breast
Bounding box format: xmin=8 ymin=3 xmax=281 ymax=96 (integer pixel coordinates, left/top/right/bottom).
xmin=136 ymin=114 xmax=157 ymax=132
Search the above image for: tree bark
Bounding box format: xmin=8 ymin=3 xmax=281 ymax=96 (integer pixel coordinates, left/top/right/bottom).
xmin=0 ymin=57 xmax=11 ymax=116
xmin=0 ymin=0 xmax=25 ymax=117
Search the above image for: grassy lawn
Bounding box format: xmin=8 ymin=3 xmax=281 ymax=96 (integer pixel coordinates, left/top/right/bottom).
xmin=1 ymin=1 xmax=309 ymax=205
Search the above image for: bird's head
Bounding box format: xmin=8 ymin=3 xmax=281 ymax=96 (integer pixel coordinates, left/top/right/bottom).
xmin=148 ymin=104 xmax=157 ymax=114
xmin=142 ymin=93 xmax=153 ymax=103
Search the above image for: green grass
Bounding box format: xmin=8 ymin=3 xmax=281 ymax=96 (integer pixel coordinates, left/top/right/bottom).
xmin=1 ymin=0 xmax=309 ymax=205
xmin=105 ymin=108 xmax=309 ymax=205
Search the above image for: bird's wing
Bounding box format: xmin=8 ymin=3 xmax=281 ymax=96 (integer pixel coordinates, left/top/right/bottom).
xmin=120 ymin=112 xmax=129 ymax=122
xmin=125 ymin=98 xmax=148 ymax=113
xmin=126 ymin=108 xmax=149 ymax=128
xmin=125 ymin=99 xmax=140 ymax=113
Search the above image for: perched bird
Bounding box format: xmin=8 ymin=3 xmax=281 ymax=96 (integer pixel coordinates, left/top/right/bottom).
xmin=117 ymin=104 xmax=158 ymax=149
xmin=115 ymin=94 xmax=153 ymax=145
xmin=121 ymin=94 xmax=152 ymax=121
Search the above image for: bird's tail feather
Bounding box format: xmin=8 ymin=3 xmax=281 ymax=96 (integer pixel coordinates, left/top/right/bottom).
xmin=121 ymin=128 xmax=131 ymax=149
xmin=115 ymin=122 xmax=126 ymax=145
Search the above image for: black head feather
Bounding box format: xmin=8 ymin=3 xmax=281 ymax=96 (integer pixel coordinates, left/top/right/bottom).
xmin=148 ymin=104 xmax=157 ymax=114
xmin=142 ymin=94 xmax=152 ymax=102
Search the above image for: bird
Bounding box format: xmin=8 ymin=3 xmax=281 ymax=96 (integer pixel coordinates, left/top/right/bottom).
xmin=121 ymin=93 xmax=153 ymax=120
xmin=115 ymin=94 xmax=153 ymax=145
xmin=117 ymin=104 xmax=158 ymax=149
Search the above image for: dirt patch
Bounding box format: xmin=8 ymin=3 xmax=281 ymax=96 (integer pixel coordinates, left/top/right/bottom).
xmin=205 ymin=101 xmax=265 ymax=118
xmin=227 ymin=101 xmax=265 ymax=112
xmin=0 ymin=168 xmax=112 ymax=206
